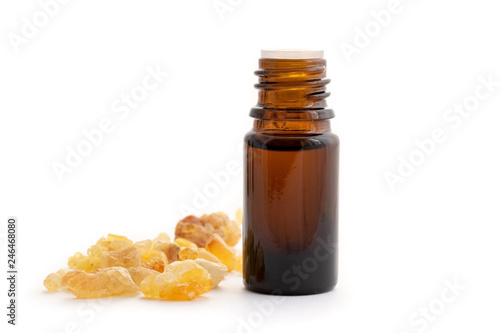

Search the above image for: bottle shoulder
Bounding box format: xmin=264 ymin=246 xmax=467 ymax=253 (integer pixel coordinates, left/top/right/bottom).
xmin=245 ymin=129 xmax=338 ymax=151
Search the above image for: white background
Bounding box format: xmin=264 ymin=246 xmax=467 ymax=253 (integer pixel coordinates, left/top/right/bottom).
xmin=1 ymin=0 xmax=499 ymax=332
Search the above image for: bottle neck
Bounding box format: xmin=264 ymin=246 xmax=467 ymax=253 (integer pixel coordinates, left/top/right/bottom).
xmin=250 ymin=58 xmax=334 ymax=121
xmin=252 ymin=119 xmax=331 ymax=134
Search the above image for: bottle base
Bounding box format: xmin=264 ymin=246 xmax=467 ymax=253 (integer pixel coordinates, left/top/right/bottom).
xmin=243 ymin=281 xmax=337 ymax=296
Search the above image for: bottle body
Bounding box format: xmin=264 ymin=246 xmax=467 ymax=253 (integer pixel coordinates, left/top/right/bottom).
xmin=243 ymin=52 xmax=339 ymax=295
xmin=243 ymin=121 xmax=339 ymax=295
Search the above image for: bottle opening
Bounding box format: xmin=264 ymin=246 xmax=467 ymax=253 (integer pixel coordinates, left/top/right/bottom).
xmin=261 ymin=49 xmax=324 ymax=59
xmin=250 ymin=50 xmax=333 ymax=120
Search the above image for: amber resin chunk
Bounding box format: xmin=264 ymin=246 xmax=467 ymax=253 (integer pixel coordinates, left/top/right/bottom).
xmin=44 ymin=273 xmax=62 ymax=292
xmin=174 ymin=237 xmax=198 ymax=249
xmin=153 ymin=232 xmax=171 ymax=243
xmin=87 ymin=244 xmax=107 ymax=270
xmin=178 ymin=247 xmax=198 ymax=261
xmin=95 ymin=237 xmax=111 ymax=249
xmin=196 ymin=248 xmax=221 ymax=264
xmin=235 ymin=208 xmax=243 ymax=225
xmin=154 ymin=241 xmax=180 ymax=263
xmin=134 ymin=240 xmax=154 ymax=259
xmin=56 ymin=269 xmax=70 ymax=278
xmin=175 ymin=212 xmax=241 ymax=247
xmin=61 ymin=267 xmax=139 ymax=298
xmin=174 ymin=216 xmax=215 ymax=247
xmin=194 ymin=258 xmax=228 ymax=287
xmin=68 ymin=252 xmax=92 ymax=272
xmin=205 ymin=234 xmax=237 ymax=271
xmin=140 ymin=275 xmax=160 ymax=299
xmin=109 ymin=239 xmax=133 ymax=252
xmin=44 ymin=269 xmax=72 ymax=292
xmin=235 ymin=253 xmax=242 ymax=272
xmin=101 ymin=246 xmax=141 ymax=269
xmin=107 ymin=234 xmax=133 ymax=242
xmin=141 ymin=250 xmax=168 ymax=272
xmin=128 ymin=267 xmax=159 ymax=286
xmin=152 ymin=260 xmax=213 ymax=301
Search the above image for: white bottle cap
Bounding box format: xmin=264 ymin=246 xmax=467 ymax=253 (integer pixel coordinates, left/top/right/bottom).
xmin=261 ymin=49 xmax=324 ymax=59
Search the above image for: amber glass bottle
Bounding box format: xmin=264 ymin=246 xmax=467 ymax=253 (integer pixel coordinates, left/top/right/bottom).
xmin=243 ymin=50 xmax=339 ymax=295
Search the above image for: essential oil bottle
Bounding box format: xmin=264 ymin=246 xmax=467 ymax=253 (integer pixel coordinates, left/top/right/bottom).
xmin=243 ymin=50 xmax=339 ymax=295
